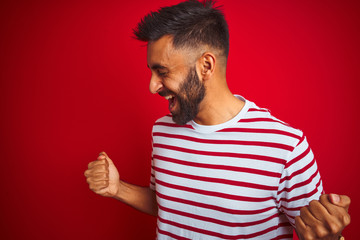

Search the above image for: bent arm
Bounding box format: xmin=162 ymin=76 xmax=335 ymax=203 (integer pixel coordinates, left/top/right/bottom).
xmin=85 ymin=152 xmax=158 ymax=216
xmin=115 ymin=180 xmax=158 ymax=216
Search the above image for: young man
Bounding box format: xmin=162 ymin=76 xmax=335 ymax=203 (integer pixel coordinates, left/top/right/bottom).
xmin=85 ymin=1 xmax=350 ymax=239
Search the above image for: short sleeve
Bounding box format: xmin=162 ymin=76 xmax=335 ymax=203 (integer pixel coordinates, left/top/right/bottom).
xmin=149 ymin=133 xmax=156 ymax=190
xmin=150 ymin=157 xmax=156 ymax=190
xmin=276 ymin=134 xmax=323 ymax=226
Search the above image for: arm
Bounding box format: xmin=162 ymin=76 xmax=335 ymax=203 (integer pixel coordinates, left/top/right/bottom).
xmin=115 ymin=180 xmax=158 ymax=216
xmin=276 ymin=135 xmax=350 ymax=239
xmin=84 ymin=152 xmax=158 ymax=216
xmin=295 ymin=194 xmax=351 ymax=240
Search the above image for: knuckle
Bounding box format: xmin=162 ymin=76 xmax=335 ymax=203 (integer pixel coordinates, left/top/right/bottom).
xmin=93 ymin=164 xmax=106 ymax=172
xmin=100 ymin=164 xmax=107 ymax=171
xmin=328 ymin=221 xmax=341 ymax=235
xmin=303 ymin=231 xmax=315 ymax=240
xmin=319 ymin=194 xmax=329 ymax=205
xmin=313 ymin=225 xmax=327 ymax=238
xmin=96 ymin=173 xmax=105 ymax=180
xmin=309 ymin=199 xmax=318 ymax=208
xmin=342 ymin=213 xmax=351 ymax=226
xmin=300 ymin=206 xmax=308 ymax=216
xmin=294 ymin=216 xmax=304 ymax=231
xmin=319 ymin=194 xmax=328 ymax=201
xmin=345 ymin=195 xmax=351 ymax=209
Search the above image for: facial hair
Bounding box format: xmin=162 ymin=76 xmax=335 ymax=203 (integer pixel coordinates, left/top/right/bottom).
xmin=172 ymin=67 xmax=206 ymax=125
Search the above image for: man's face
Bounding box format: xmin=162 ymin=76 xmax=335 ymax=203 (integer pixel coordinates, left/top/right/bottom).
xmin=147 ymin=35 xmax=205 ymax=125
xmin=158 ymin=67 xmax=205 ymax=125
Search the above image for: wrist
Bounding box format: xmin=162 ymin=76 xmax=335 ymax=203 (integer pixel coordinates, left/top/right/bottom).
xmin=113 ymin=180 xmax=126 ymax=201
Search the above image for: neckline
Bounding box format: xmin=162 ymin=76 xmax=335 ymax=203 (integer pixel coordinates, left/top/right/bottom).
xmin=189 ymin=95 xmax=251 ymax=133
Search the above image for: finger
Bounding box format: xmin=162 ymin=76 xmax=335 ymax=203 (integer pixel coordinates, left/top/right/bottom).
xmin=329 ymin=193 xmax=340 ymax=204
xmin=320 ymin=194 xmax=341 ymax=215
xmin=89 ymin=180 xmax=108 ymax=191
xmin=99 ymin=151 xmax=109 ymax=158
xmin=87 ymin=172 xmax=109 ymax=182
xmin=295 ymin=215 xmax=314 ymax=240
xmin=329 ymin=194 xmax=351 ymax=211
xmin=87 ymin=165 xmax=108 ymax=176
xmin=98 ymin=152 xmax=115 ymax=166
xmin=308 ymin=197 xmax=344 ymax=235
xmin=300 ymin=205 xmax=322 ymax=226
xmin=94 ymin=187 xmax=110 ymax=196
xmin=88 ymin=159 xmax=108 ymax=169
xmin=89 ymin=164 xmax=109 ymax=174
xmin=300 ymin=206 xmax=329 ymax=238
xmin=320 ymin=195 xmax=351 ymax=231
xmin=308 ymin=199 xmax=330 ymax=222
xmin=104 ymin=155 xmax=115 ymax=166
xmin=85 ymin=166 xmax=108 ymax=180
xmin=84 ymin=169 xmax=91 ymax=177
xmin=320 ymin=194 xmax=350 ymax=218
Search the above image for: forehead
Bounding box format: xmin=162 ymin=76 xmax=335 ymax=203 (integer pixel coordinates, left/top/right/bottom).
xmin=147 ymin=35 xmax=189 ymax=70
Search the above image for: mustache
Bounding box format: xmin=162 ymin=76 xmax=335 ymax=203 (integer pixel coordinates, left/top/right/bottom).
xmin=158 ymin=89 xmax=174 ymax=97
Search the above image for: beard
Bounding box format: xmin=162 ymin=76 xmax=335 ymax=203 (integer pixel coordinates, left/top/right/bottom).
xmin=172 ymin=67 xmax=206 ymax=125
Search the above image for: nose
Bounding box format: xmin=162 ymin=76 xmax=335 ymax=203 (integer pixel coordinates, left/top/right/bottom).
xmin=149 ymin=74 xmax=163 ymax=94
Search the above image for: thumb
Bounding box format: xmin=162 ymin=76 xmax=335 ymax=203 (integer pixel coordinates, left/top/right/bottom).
xmin=329 ymin=194 xmax=351 ymax=211
xmin=99 ymin=151 xmax=109 ymax=158
xmin=99 ymin=151 xmax=115 ymax=165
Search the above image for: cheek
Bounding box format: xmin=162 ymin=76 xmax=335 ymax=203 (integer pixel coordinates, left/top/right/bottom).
xmin=164 ymin=78 xmax=182 ymax=93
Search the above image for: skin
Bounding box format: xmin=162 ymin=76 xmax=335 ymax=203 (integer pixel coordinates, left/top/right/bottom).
xmin=84 ymin=152 xmax=158 ymax=216
xmin=158 ymin=66 xmax=206 ymax=125
xmin=295 ymin=194 xmax=351 ymax=239
xmin=84 ymin=35 xmax=351 ymax=239
xmin=147 ymin=35 xmax=245 ymax=126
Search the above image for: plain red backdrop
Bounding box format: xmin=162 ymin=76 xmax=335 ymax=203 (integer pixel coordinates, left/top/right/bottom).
xmin=0 ymin=0 xmax=359 ymax=239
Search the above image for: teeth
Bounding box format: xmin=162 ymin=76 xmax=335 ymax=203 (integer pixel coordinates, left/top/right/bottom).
xmin=165 ymin=95 xmax=174 ymax=100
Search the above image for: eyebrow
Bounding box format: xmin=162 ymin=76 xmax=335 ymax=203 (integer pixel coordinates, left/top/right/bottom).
xmin=147 ymin=63 xmax=167 ymax=71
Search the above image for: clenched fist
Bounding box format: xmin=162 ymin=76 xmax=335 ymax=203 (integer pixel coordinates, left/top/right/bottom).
xmin=84 ymin=152 xmax=121 ymax=198
xmin=295 ymin=194 xmax=351 ymax=240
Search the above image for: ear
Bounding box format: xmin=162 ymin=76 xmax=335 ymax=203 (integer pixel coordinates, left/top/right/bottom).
xmin=197 ymin=52 xmax=216 ymax=81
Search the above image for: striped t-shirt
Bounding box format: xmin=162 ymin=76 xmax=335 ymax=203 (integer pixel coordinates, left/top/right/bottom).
xmin=150 ymin=96 xmax=323 ymax=240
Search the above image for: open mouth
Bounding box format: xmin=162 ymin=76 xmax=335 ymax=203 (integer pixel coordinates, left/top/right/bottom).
xmin=164 ymin=95 xmax=177 ymax=113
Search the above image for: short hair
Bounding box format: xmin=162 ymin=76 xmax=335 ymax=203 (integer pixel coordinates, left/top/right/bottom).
xmin=133 ymin=0 xmax=229 ymax=58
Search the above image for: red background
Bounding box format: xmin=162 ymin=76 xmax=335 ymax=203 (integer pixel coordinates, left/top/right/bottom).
xmin=0 ymin=0 xmax=359 ymax=239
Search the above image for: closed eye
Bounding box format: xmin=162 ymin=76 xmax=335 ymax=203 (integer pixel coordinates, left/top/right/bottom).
xmin=157 ymin=71 xmax=168 ymax=77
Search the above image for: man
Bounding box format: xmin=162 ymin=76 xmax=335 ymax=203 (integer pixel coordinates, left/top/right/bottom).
xmin=84 ymin=1 xmax=350 ymax=239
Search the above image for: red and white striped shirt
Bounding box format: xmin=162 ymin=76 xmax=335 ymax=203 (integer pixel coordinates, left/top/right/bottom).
xmin=150 ymin=96 xmax=323 ymax=240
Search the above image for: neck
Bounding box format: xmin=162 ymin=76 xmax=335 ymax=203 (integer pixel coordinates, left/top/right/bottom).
xmin=193 ymin=84 xmax=245 ymax=125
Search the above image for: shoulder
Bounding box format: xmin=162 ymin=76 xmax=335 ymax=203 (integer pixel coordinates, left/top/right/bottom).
xmin=240 ymin=100 xmax=304 ymax=148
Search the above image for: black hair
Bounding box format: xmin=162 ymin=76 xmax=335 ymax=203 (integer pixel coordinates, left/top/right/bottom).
xmin=133 ymin=0 xmax=229 ymax=58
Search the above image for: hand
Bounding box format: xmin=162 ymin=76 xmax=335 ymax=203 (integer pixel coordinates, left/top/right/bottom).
xmin=84 ymin=152 xmax=121 ymax=198
xmin=295 ymin=194 xmax=351 ymax=240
